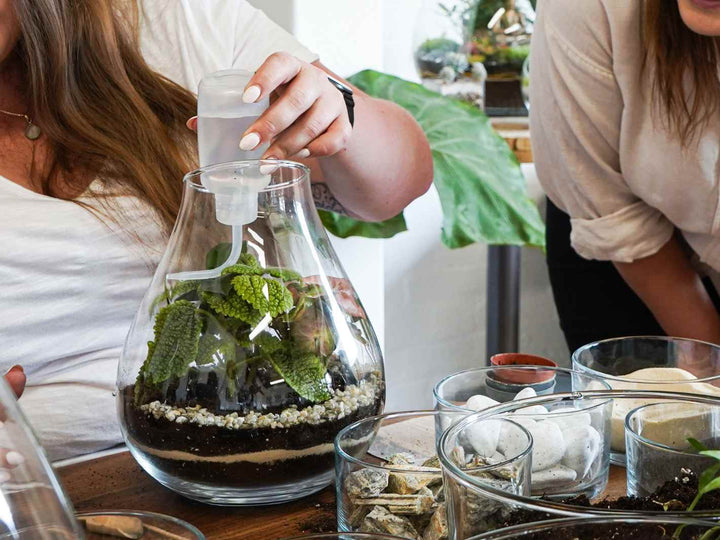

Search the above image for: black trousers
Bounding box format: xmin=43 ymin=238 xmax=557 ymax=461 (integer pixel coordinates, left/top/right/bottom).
xmin=545 ymin=199 xmax=720 ymax=353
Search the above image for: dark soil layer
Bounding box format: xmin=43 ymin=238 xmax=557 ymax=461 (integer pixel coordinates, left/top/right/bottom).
xmin=123 ymin=385 xmax=382 ymax=488
xmin=498 ymin=472 xmax=720 ymax=539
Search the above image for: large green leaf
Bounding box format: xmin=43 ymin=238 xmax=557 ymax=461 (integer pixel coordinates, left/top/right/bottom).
xmin=348 ymin=69 xmax=545 ymax=249
xmin=319 ymin=210 xmax=408 ymax=239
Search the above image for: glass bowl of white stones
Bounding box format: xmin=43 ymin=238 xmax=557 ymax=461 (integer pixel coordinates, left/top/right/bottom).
xmin=434 ymin=366 xmax=612 ymax=499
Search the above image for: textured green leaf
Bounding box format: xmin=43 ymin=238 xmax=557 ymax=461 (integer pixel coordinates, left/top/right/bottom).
xmin=318 ymin=210 xmax=408 ymax=240
xmin=232 ymin=275 xmax=269 ymax=312
xmin=348 ymin=69 xmax=545 ymax=249
xmin=203 ymin=292 xmax=263 ymax=325
xmin=269 ymin=350 xmax=332 ymax=402
xmin=147 ymin=300 xmax=202 ymax=384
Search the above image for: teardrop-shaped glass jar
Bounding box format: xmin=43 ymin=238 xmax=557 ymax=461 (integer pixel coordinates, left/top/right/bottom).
xmin=118 ymin=161 xmax=385 ymax=505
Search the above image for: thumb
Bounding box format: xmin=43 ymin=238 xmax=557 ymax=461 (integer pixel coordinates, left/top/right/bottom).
xmin=4 ymin=366 xmax=25 ymax=399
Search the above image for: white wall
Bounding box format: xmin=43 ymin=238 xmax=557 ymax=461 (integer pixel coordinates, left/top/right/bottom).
xmin=249 ymin=0 xmax=569 ymax=412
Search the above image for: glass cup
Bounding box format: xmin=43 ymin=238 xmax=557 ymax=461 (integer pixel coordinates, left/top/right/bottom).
xmin=434 ymin=366 xmax=612 ymax=499
xmin=467 ymin=516 xmax=720 ymax=539
xmin=335 ymin=411 xmax=455 ymax=538
xmin=439 ymin=390 xmax=720 ymax=532
xmin=0 ymin=377 xmax=82 ymax=538
xmin=626 ymin=398 xmax=720 ymax=497
xmin=438 ymin=413 xmax=533 ymax=539
xmin=573 ymin=336 xmax=720 ymax=465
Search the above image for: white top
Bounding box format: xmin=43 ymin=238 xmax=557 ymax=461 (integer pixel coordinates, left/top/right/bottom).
xmin=530 ymin=0 xmax=720 ymax=268
xmin=0 ymin=0 xmax=317 ymax=461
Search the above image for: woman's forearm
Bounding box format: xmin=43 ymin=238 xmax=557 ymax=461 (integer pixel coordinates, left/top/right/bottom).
xmin=310 ymin=91 xmax=434 ymax=221
xmin=614 ymin=236 xmax=720 ymax=343
xmin=307 ymin=64 xmax=433 ymax=221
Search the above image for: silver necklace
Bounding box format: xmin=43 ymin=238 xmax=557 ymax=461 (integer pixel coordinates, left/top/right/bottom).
xmin=0 ymin=108 xmax=42 ymax=140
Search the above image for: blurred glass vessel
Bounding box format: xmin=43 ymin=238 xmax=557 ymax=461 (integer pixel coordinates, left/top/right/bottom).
xmin=118 ymin=161 xmax=385 ymax=505
xmin=414 ymin=0 xmax=486 ymax=109
xmin=0 ymin=377 xmax=82 ymax=538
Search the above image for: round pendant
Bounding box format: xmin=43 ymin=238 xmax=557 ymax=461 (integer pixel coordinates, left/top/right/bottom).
xmin=24 ymin=123 xmax=42 ymax=141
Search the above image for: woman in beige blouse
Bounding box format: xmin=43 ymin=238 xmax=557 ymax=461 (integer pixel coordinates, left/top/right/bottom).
xmin=531 ymin=0 xmax=720 ymax=351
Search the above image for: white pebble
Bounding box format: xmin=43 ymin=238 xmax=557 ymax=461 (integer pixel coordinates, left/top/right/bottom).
xmin=528 ymin=421 xmax=566 ymax=472
xmin=466 ymin=394 xmax=500 ymax=412
xmin=518 ymin=405 xmax=548 ymax=415
xmin=497 ymin=421 xmax=532 ymax=461
xmin=561 ymin=425 xmax=602 ymax=478
xmin=532 ymin=465 xmax=577 ymax=490
xmin=514 ymin=387 xmax=537 ymax=401
xmin=545 ymin=407 xmax=591 ymax=431
xmin=465 ymin=419 xmax=502 ymax=457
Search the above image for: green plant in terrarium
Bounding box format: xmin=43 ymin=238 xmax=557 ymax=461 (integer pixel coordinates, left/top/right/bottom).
xmin=134 ymin=250 xmax=345 ymax=407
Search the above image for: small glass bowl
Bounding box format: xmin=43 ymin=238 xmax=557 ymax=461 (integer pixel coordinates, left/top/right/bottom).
xmin=467 ymin=516 xmax=720 ymax=539
xmin=437 ymin=413 xmax=534 ymax=540
xmin=438 ymin=390 xmax=720 ymax=535
xmin=626 ymin=399 xmax=720 ymax=497
xmin=77 ymin=510 xmax=204 ymax=539
xmin=335 ymin=411 xmax=463 ymax=538
xmin=435 ymin=366 xmax=611 ymax=499
xmin=573 ymin=336 xmax=720 ymax=465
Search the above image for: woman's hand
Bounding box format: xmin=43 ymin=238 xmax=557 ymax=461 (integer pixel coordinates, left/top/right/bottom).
xmin=4 ymin=366 xmax=25 ymax=399
xmin=237 ymin=52 xmax=353 ymax=161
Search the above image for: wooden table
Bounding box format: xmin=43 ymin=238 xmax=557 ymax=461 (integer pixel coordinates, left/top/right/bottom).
xmin=58 ymin=450 xmax=628 ymax=540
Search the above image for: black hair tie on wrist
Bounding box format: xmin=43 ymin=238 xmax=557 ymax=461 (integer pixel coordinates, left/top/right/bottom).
xmin=327 ymin=76 xmax=355 ymax=128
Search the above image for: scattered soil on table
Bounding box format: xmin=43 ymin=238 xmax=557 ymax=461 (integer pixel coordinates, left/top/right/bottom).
xmin=499 ymin=471 xmax=720 ymax=539
xmin=298 ymin=502 xmax=337 ymax=535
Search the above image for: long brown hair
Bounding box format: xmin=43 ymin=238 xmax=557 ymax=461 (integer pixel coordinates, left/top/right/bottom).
xmin=13 ymin=0 xmax=197 ymax=230
xmin=644 ymin=0 xmax=720 ymax=145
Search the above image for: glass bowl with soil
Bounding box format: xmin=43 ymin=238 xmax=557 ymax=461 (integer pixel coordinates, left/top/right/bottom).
xmin=437 ymin=413 xmax=535 ymax=540
xmin=335 ymin=411 xmax=472 ymax=540
xmin=468 ymin=516 xmax=720 ymax=540
xmin=440 ymin=390 xmax=720 ymax=537
xmin=434 ymin=365 xmax=612 ymax=500
xmin=626 ymin=399 xmax=720 ymax=497
xmin=336 ymin=411 xmax=531 ymax=540
xmin=573 ymin=336 xmax=720 ymax=465
xmin=118 ymin=161 xmax=385 ymax=505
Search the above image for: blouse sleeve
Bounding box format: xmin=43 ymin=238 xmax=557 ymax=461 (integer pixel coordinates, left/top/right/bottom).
xmin=529 ymin=0 xmax=674 ymax=263
xmin=232 ymin=2 xmax=319 ymax=70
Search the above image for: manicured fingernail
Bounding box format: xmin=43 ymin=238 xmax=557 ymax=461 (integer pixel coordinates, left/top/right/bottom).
xmin=5 ymin=366 xmax=22 ymax=375
xmin=239 ymin=132 xmax=261 ymax=151
xmin=186 ymin=116 xmax=198 ymax=131
xmin=5 ymin=452 xmax=23 ymax=467
xmin=259 ymin=158 xmax=280 ymax=175
xmin=242 ymin=85 xmax=261 ymax=104
xmin=294 ymin=148 xmax=311 ymax=159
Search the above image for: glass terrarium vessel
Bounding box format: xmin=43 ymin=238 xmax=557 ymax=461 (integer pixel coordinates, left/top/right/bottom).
xmin=118 ymin=161 xmax=385 ymax=506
